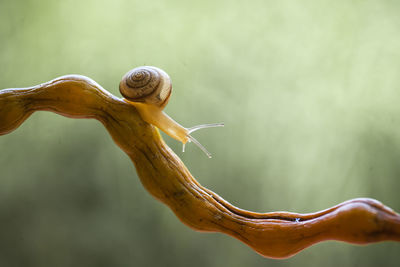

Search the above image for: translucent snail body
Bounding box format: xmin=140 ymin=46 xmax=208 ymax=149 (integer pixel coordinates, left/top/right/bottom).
xmin=124 ymin=101 xmax=190 ymax=143
xmin=119 ymin=66 xmax=223 ymax=157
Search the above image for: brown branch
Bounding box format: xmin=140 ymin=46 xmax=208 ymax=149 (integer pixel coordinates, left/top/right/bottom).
xmin=1 ymin=75 xmax=399 ymax=259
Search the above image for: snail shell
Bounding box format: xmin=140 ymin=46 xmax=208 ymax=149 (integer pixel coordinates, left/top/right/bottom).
xmin=119 ymin=66 xmax=172 ymax=108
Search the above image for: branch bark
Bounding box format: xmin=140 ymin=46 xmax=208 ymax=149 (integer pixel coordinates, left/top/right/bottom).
xmin=1 ymin=75 xmax=399 ymax=258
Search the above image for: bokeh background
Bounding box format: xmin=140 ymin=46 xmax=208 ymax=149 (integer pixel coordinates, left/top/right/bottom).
xmin=1 ymin=0 xmax=400 ymax=266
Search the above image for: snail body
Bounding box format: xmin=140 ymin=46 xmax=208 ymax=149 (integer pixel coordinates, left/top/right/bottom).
xmin=119 ymin=66 xmax=223 ymax=157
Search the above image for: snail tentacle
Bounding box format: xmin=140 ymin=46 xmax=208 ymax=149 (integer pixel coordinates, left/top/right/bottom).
xmin=187 ymin=122 xmax=224 ymax=134
xmin=187 ymin=135 xmax=212 ymax=158
xmin=183 ymin=122 xmax=224 ymax=158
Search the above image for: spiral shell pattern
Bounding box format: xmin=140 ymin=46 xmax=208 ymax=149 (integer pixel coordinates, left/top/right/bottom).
xmin=119 ymin=66 xmax=171 ymax=107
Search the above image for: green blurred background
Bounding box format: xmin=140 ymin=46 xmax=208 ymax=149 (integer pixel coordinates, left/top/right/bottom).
xmin=1 ymin=0 xmax=400 ymax=266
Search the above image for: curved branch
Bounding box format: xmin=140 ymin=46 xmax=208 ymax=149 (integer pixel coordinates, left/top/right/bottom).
xmin=1 ymin=75 xmax=399 ymax=259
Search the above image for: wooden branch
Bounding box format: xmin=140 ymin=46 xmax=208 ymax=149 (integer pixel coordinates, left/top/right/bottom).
xmin=1 ymin=75 xmax=399 ymax=259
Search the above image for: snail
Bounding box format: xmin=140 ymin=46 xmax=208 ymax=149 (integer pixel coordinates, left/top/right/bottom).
xmin=119 ymin=66 xmax=223 ymax=158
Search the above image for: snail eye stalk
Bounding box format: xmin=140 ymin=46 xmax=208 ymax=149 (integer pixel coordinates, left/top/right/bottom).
xmin=183 ymin=123 xmax=224 ymax=158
